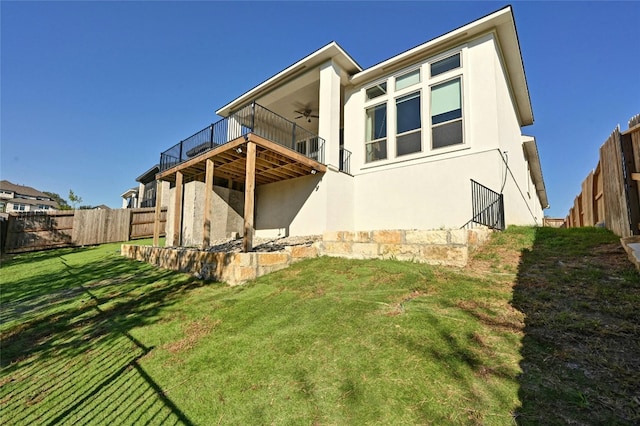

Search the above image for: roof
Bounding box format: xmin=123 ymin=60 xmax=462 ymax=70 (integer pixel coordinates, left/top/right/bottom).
xmin=216 ymin=42 xmax=362 ymax=117
xmin=215 ymin=6 xmax=533 ymax=126
xmin=350 ymin=6 xmax=533 ymax=126
xmin=136 ymin=164 xmax=160 ymax=184
xmin=522 ymin=136 xmax=549 ymax=209
xmin=0 ymin=180 xmax=53 ymax=200
xmin=121 ymin=187 xmax=139 ymax=198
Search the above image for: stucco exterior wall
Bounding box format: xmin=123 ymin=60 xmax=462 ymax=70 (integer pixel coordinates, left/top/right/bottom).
xmin=254 ymin=167 xmax=354 ymax=238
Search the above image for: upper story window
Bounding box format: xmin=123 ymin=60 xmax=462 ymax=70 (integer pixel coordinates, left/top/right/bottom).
xmin=366 ymin=83 xmax=387 ymax=100
xmin=13 ymin=203 xmax=26 ymax=211
xmin=365 ymin=103 xmax=387 ymax=162
xmin=396 ymin=92 xmax=421 ymax=156
xmin=430 ymin=53 xmax=461 ymax=77
xmin=431 ymin=77 xmax=463 ymax=149
xmin=395 ymin=69 xmax=420 ymax=91
xmin=362 ymin=48 xmax=465 ymax=165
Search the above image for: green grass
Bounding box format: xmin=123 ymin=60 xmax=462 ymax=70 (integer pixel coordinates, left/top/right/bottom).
xmin=1 ymin=228 xmax=638 ymax=425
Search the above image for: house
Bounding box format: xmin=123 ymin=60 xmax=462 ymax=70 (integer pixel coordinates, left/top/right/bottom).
xmin=121 ymin=165 xmax=170 ymax=209
xmin=151 ymin=6 xmax=548 ymax=251
xmin=0 ymin=180 xmax=59 ymax=213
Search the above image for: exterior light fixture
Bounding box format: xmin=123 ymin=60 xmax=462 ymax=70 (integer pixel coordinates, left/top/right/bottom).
xmin=236 ymin=147 xmax=243 ymax=154
xmin=311 ymin=169 xmax=317 ymax=175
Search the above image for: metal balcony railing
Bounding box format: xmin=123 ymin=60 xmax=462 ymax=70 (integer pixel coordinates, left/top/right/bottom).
xmin=339 ymin=148 xmax=351 ymax=174
xmin=462 ymin=179 xmax=505 ymax=231
xmin=160 ymin=103 xmax=325 ymax=172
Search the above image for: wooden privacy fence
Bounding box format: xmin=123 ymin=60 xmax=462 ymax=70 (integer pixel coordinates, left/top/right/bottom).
xmin=2 ymin=207 xmax=167 ymax=254
xmin=566 ymin=114 xmax=640 ymax=237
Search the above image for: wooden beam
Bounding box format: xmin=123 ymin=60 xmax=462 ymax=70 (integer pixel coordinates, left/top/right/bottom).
xmin=152 ymin=180 xmax=163 ymax=246
xmin=173 ymin=171 xmax=184 ymax=246
xmin=631 ymin=173 xmax=640 ymax=181
xmin=243 ymin=141 xmax=256 ymax=253
xmin=202 ymin=159 xmax=214 ymax=248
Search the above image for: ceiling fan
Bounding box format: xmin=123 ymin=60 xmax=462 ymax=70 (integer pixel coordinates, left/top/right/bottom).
xmin=294 ymin=109 xmax=319 ymax=123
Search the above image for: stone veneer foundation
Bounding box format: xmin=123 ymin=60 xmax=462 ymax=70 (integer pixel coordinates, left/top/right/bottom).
xmin=121 ymin=228 xmax=491 ymax=285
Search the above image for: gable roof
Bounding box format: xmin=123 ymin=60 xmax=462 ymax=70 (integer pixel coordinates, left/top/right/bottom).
xmin=216 ymin=42 xmax=362 ymax=117
xmin=351 ymin=6 xmax=532 ymax=126
xmin=0 ymin=180 xmax=52 ymax=199
xmin=215 ymin=6 xmax=533 ymax=127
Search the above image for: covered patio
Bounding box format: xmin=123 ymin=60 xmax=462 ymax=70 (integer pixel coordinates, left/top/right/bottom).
xmin=152 ymin=129 xmax=327 ymax=252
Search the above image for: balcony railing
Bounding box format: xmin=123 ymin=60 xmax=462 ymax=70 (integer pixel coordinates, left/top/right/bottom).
xmin=160 ymin=103 xmax=325 ymax=172
xmin=339 ymin=148 xmax=351 ymax=174
xmin=462 ymin=179 xmax=505 ymax=231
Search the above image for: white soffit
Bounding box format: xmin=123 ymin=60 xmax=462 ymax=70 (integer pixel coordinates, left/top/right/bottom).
xmin=523 ymin=136 xmax=549 ymax=209
xmin=216 ymin=42 xmax=361 ymax=117
xmin=351 ymin=6 xmax=534 ymax=126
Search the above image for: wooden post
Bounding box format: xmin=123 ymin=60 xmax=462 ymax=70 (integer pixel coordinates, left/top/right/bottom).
xmin=243 ymin=141 xmax=256 ymax=252
xmin=173 ymin=171 xmax=184 ymax=246
xmin=153 ymin=179 xmax=163 ymax=246
xmin=203 ymin=158 xmax=214 ymax=248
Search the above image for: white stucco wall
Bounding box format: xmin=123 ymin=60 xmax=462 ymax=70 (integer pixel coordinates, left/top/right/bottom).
xmin=342 ymin=32 xmax=543 ymax=229
xmin=254 ymin=168 xmax=354 ymax=238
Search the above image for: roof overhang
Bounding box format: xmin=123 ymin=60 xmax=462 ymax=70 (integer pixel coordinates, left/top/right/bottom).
xmin=136 ymin=164 xmax=160 ymax=184
xmin=350 ymin=6 xmax=533 ymax=126
xmin=120 ymin=188 xmax=138 ymax=198
xmin=523 ymin=135 xmax=549 ymax=209
xmin=216 ymin=42 xmax=362 ymax=117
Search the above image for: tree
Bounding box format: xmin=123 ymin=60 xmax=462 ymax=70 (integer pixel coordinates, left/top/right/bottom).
xmin=68 ymin=190 xmax=83 ymax=210
xmin=43 ymin=191 xmax=71 ymax=210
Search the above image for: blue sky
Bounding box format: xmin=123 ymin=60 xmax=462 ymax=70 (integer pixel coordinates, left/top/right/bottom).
xmin=2 ymin=1 xmax=639 ymax=217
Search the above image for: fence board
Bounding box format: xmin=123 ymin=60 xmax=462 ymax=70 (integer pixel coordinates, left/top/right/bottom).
xmin=600 ymin=128 xmax=631 ymax=237
xmin=2 ymin=208 xmax=167 ymax=253
xmin=130 ymin=208 xmax=167 ymax=239
xmin=581 ymin=171 xmax=595 ymax=226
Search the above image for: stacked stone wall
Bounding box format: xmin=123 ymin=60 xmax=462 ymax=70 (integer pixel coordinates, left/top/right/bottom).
xmin=121 ymin=228 xmax=491 ymax=285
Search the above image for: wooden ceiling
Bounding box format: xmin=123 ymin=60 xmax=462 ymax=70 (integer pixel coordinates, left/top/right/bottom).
xmin=157 ymin=134 xmax=326 ymax=186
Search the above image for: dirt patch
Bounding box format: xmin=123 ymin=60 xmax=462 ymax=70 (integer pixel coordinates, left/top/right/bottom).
xmin=164 ymin=318 xmax=222 ymax=354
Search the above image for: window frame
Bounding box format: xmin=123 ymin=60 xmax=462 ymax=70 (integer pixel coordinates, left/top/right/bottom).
xmin=430 ymin=76 xmax=464 ymax=150
xmin=360 ymin=46 xmax=467 ymax=168
xmin=395 ymin=90 xmax=422 ymax=157
xmin=364 ymin=101 xmax=389 ymax=163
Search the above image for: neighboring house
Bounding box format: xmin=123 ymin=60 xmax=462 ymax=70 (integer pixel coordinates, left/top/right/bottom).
xmin=152 ymin=6 xmax=549 ymax=249
xmin=121 ymin=165 xmax=170 ymax=209
xmin=0 ymin=180 xmax=59 ymax=213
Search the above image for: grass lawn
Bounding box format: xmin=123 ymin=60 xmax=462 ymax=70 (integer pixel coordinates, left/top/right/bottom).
xmin=0 ymin=228 xmax=638 ymax=425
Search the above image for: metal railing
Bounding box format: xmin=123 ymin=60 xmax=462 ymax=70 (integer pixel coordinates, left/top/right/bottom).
xmin=160 ymin=102 xmax=325 ymax=171
xmin=462 ymin=179 xmax=505 ymax=231
xmin=140 ymin=197 xmax=156 ymax=208
xmin=339 ymin=148 xmax=351 ymax=174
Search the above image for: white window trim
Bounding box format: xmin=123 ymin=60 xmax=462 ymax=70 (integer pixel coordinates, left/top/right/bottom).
xmin=360 ymin=45 xmax=470 ymax=170
xmin=429 ymin=75 xmax=465 ymax=152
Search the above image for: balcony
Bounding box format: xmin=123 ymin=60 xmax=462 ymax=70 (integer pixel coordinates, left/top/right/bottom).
xmin=160 ymin=103 xmax=325 ymax=173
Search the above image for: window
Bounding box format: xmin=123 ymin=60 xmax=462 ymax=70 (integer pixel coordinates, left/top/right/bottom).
xmin=396 ymin=92 xmax=421 ymax=156
xmin=37 ymin=205 xmax=50 ymax=210
xmin=395 ymin=69 xmax=420 ymax=91
xmin=13 ymin=203 xmax=26 ymax=211
xmin=365 ymin=103 xmax=387 ymax=162
xmin=431 ymin=78 xmax=463 ymax=149
xmin=431 ymin=53 xmax=460 ymax=77
xmin=366 ymin=83 xmax=387 ymax=100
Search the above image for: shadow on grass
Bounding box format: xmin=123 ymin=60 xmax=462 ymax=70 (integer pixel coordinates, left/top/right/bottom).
xmin=512 ymin=227 xmax=640 ymax=425
xmin=0 ymin=248 xmax=203 ymax=425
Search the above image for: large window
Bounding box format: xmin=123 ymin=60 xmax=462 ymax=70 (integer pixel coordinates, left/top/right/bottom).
xmin=431 ymin=77 xmax=463 ymax=149
xmin=396 ymin=92 xmax=421 ymax=156
xmin=365 ymin=103 xmax=387 ymax=162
